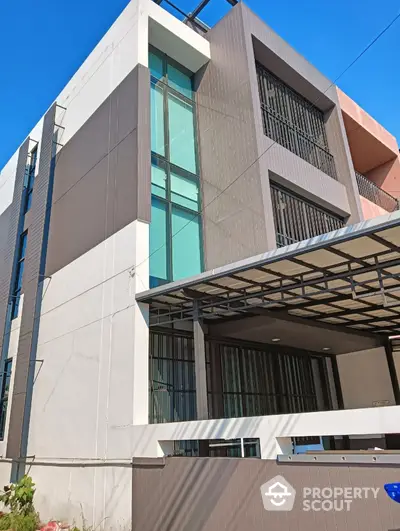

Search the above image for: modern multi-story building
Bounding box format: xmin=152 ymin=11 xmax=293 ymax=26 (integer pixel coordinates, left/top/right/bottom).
xmin=0 ymin=0 xmax=400 ymax=527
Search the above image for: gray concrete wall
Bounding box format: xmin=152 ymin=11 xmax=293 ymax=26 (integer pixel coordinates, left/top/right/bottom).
xmin=196 ymin=6 xmax=271 ymax=270
xmin=242 ymin=3 xmax=363 ymax=225
xmin=131 ymin=457 xmax=400 ymax=531
xmin=6 ymin=105 xmax=57 ymax=460
xmin=0 ymin=140 xmax=29 ymax=394
xmin=197 ymin=3 xmax=363 ymax=270
xmin=46 ymin=65 xmax=151 ymax=277
xmin=0 ymin=207 xmax=12 ymax=284
xmin=337 ymin=347 xmax=395 ymax=409
xmin=209 ymin=314 xmax=382 ymax=355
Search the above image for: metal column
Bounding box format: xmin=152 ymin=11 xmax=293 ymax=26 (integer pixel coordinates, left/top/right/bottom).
xmin=331 ymin=355 xmax=344 ymax=410
xmin=193 ymin=300 xmax=208 ymax=420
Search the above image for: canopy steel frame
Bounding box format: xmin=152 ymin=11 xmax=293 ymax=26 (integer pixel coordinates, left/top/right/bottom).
xmin=138 ymin=213 xmax=400 ymax=335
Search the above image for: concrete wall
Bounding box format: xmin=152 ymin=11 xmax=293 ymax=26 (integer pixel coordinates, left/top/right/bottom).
xmin=20 ymin=219 xmax=148 ymax=528
xmin=367 ymin=156 xmax=400 ymax=198
xmin=197 ymin=4 xmax=362 ymax=271
xmin=127 ymin=405 xmax=400 ymax=460
xmin=0 ymin=0 xmax=210 ymax=526
xmin=337 ymin=347 xmax=395 ymax=409
xmin=131 ymin=457 xmax=400 ymax=531
xmin=393 ymin=349 xmax=400 ymax=386
xmin=338 ymin=89 xmax=399 ymax=155
xmin=0 ymin=207 xmax=12 ymax=279
xmin=360 ymin=196 xmax=389 ymax=220
xmin=17 ymin=62 xmax=152 ymax=525
xmin=196 ymin=4 xmax=271 ymax=269
xmin=46 ymin=65 xmax=151 ymax=277
xmin=338 ymin=88 xmax=400 ymax=200
xmin=244 ymin=6 xmax=362 ymax=225
xmin=209 ymin=314 xmax=382 ymax=355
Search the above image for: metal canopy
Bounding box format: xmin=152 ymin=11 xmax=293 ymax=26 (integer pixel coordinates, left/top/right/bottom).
xmin=137 ymin=212 xmax=400 ymax=335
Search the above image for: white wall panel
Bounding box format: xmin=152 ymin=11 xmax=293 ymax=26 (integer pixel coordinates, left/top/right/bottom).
xmin=337 ymin=347 xmax=395 ymax=409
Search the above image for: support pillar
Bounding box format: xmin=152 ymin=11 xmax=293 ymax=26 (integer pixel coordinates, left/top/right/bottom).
xmin=331 ymin=354 xmax=349 ymax=450
xmin=331 ymin=355 xmax=344 ymax=409
xmin=193 ymin=300 xmax=208 ymax=420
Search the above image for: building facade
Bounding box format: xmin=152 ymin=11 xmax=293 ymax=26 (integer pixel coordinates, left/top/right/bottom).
xmin=0 ymin=0 xmax=399 ymax=527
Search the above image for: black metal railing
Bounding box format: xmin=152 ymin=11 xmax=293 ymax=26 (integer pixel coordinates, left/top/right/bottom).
xmin=257 ymin=63 xmax=337 ymax=180
xmin=271 ymin=184 xmax=345 ymax=247
xmin=356 ymin=171 xmax=399 ymax=213
xmin=261 ymin=106 xmax=337 ymax=180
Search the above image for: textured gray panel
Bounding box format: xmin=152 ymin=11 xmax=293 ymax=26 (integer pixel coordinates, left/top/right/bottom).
xmin=198 ymin=3 xmax=363 ymax=271
xmin=240 ymin=3 xmax=362 ymax=225
xmin=136 ymin=65 xmax=151 ymax=222
xmin=0 ymin=207 xmax=12 ymax=290
xmin=7 ymin=103 xmax=56 ymax=459
xmin=45 ymin=65 xmax=150 ymax=277
xmin=132 ymin=457 xmax=400 ymax=531
xmin=0 ymin=140 xmax=29 ymax=363
xmin=196 ymin=6 xmax=270 ymax=270
xmin=244 ymin=5 xmax=363 ymax=221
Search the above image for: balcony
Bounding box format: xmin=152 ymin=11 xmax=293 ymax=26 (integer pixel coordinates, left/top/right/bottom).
xmin=261 ymin=105 xmax=337 ymax=180
xmin=356 ymin=171 xmax=399 ymax=213
xmin=271 ymin=183 xmax=345 ymax=247
xmin=257 ymin=63 xmax=337 ymax=180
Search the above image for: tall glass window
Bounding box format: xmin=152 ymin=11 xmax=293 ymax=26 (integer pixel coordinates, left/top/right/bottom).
xmin=149 ymin=47 xmax=203 ymax=288
xmin=10 ymin=231 xmax=28 ymax=320
xmin=149 ymin=329 xmax=333 ymax=424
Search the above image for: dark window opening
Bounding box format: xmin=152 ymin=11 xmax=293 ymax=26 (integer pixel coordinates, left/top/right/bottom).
xmin=10 ymin=231 xmax=28 ymax=320
xmin=173 ymin=438 xmax=261 ymax=458
xmin=24 ymin=146 xmax=38 ymax=213
xmin=0 ymin=359 xmax=12 ymax=440
xmin=149 ymin=329 xmax=333 ymax=424
xmin=256 ymin=62 xmax=337 ymax=179
xmin=271 ymin=183 xmax=345 ymax=247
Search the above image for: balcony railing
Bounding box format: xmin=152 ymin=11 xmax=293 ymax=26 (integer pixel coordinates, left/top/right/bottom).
xmin=356 ymin=171 xmax=399 ymax=212
xmin=256 ymin=63 xmax=337 ymax=180
xmin=271 ymin=184 xmax=345 ymax=248
xmin=261 ymin=106 xmax=338 ymax=180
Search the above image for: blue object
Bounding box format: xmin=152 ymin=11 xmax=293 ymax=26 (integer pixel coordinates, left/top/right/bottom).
xmin=384 ymin=483 xmax=400 ymax=503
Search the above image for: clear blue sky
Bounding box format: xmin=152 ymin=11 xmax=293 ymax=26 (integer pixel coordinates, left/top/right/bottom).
xmin=0 ymin=0 xmax=399 ymax=169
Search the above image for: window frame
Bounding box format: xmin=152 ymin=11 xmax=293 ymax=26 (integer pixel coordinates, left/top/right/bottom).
xmin=24 ymin=145 xmax=38 ymax=213
xmin=10 ymin=231 xmax=28 ymax=320
xmin=0 ymin=359 xmax=12 ymax=440
xmin=149 ymin=46 xmax=204 ymax=287
xmin=149 ymin=46 xmax=200 ymax=172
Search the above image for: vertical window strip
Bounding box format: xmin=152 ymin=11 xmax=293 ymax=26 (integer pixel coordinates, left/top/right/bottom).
xmin=10 ymin=231 xmax=28 ymax=320
xmin=0 ymin=359 xmax=12 ymax=440
xmin=24 ymin=145 xmax=38 ymax=213
xmin=149 ymin=47 xmax=202 ymax=286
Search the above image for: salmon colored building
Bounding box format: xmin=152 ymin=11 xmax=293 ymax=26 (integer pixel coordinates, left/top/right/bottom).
xmin=338 ymin=88 xmax=400 ymax=219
